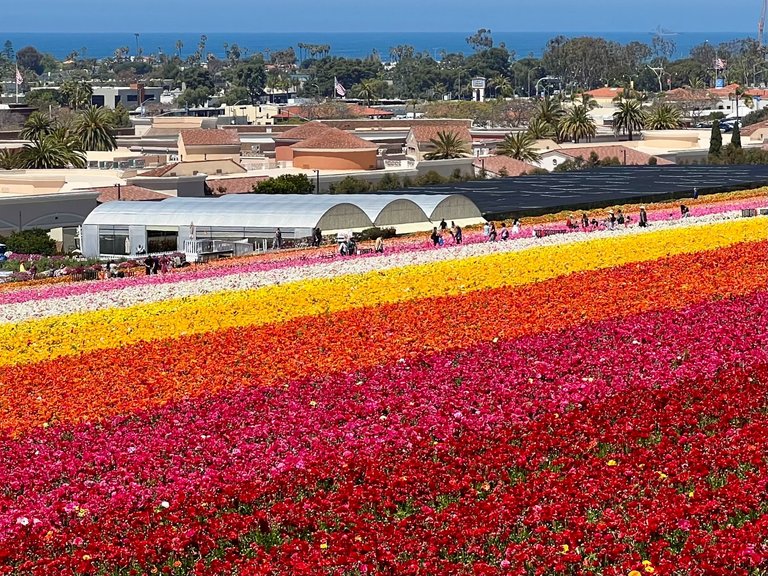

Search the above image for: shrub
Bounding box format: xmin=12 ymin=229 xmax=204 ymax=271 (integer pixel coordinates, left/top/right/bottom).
xmin=376 ymin=173 xmax=402 ymax=190
xmin=358 ymin=227 xmax=397 ymax=241
xmin=415 ymin=171 xmax=446 ymax=186
xmin=329 ymin=176 xmax=373 ymax=194
xmin=0 ymin=229 xmax=57 ymax=255
xmin=254 ymin=174 xmax=314 ymax=194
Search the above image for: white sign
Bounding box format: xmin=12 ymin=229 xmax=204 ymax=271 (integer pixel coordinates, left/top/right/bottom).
xmin=471 ymin=78 xmax=486 ymax=89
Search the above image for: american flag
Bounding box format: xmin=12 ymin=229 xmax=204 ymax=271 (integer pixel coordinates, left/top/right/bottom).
xmin=334 ymin=76 xmax=346 ymax=97
xmin=15 ymin=67 xmax=23 ymax=85
xmin=714 ymin=58 xmax=726 ymax=70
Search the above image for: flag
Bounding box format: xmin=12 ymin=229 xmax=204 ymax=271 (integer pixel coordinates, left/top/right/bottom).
xmin=15 ymin=67 xmax=23 ymax=85
xmin=714 ymin=58 xmax=726 ymax=70
xmin=334 ymin=76 xmax=346 ymax=97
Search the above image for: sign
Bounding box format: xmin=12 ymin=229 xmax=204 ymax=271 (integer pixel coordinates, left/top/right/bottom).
xmin=471 ymin=77 xmax=486 ymax=89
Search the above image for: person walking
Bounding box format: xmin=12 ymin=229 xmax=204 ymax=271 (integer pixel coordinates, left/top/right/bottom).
xmin=430 ymin=227 xmax=440 ymax=247
xmin=273 ymin=227 xmax=283 ymax=250
xmin=144 ymin=255 xmax=154 ymax=275
xmin=454 ymin=225 xmax=463 ymax=244
xmin=488 ymin=222 xmax=497 ymax=242
xmin=693 ymin=187 xmax=699 ymax=200
xmin=581 ymin=212 xmax=589 ymax=229
xmin=617 ymin=209 xmax=625 ymax=227
xmin=483 ymin=222 xmax=490 ymax=238
xmin=639 ymin=206 xmax=648 ymax=227
xmin=500 ymin=223 xmax=509 ymax=241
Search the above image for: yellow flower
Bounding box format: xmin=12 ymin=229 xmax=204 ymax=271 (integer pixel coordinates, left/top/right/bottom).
xmin=561 ymin=544 xmax=569 ymax=553
xmin=629 ymin=571 xmax=642 ymax=576
xmin=309 ymin=400 xmax=317 ymax=407
xmin=607 ymin=460 xmax=617 ymax=467
xmin=320 ymin=542 xmax=328 ymax=549
xmin=82 ymin=555 xmax=92 ymax=561
xmin=657 ymin=471 xmax=668 ymax=480
xmin=642 ymin=560 xmax=652 ymax=566
xmin=644 ymin=567 xmax=655 ymax=574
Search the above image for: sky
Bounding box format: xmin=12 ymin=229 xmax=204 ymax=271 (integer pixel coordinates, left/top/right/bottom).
xmin=0 ymin=0 xmax=758 ymax=33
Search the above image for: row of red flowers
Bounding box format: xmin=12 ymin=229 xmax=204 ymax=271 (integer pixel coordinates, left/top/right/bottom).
xmin=1 ymin=240 xmax=765 ymax=435
xmin=0 ymin=288 xmax=766 ymax=574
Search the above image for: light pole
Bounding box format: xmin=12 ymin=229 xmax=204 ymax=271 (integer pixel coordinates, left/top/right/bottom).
xmin=135 ymin=33 xmax=140 ymax=59
xmin=114 ymin=183 xmax=122 ymax=201
xmin=139 ymin=97 xmax=154 ymax=117
xmin=313 ymin=169 xmax=320 ymax=194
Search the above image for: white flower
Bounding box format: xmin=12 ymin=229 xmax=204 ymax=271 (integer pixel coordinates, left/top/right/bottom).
xmin=16 ymin=517 xmax=29 ymax=526
xmin=159 ymin=501 xmax=170 ymax=509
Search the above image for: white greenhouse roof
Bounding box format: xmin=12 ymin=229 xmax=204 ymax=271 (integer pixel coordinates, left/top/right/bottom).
xmin=83 ymin=194 xmax=480 ymax=230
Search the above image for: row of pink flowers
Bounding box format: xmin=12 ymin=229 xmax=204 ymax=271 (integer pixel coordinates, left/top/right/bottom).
xmin=1 ymin=289 xmax=766 ymax=574
xmin=0 ymin=196 xmax=759 ymax=307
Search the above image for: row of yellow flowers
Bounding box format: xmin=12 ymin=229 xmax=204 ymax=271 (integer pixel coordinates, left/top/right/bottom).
xmin=0 ymin=217 xmax=764 ymax=368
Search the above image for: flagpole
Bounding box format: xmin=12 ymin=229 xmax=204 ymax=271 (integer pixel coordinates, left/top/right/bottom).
xmin=15 ymin=66 xmax=19 ymax=104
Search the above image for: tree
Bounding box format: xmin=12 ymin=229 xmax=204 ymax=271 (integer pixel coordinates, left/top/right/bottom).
xmin=109 ymin=104 xmax=132 ymax=129
xmin=466 ymin=29 xmax=494 ymax=51
xmin=25 ymin=88 xmax=63 ymax=110
xmin=423 ymin=130 xmax=471 ymax=160
xmin=228 ymin=58 xmax=267 ymax=105
xmin=355 ymin=79 xmax=379 ymax=106
xmin=731 ymin=122 xmax=741 ymax=148
xmin=60 ymin=80 xmax=93 ymax=110
xmin=526 ymin=117 xmax=556 ymax=139
xmin=2 ymin=229 xmax=56 ymax=255
xmin=2 ymin=40 xmax=14 ymax=61
xmin=255 ymin=174 xmax=314 ymax=194
xmin=20 ymin=135 xmax=86 ymax=169
xmin=613 ymin=99 xmax=646 ymax=141
xmin=532 ymin=96 xmax=565 ymax=138
xmin=495 ymin=132 xmax=542 ymax=163
xmin=74 ymin=106 xmax=117 ymax=151
xmin=177 ymin=87 xmax=210 ymax=108
xmin=181 ymin=67 xmax=214 ymax=92
xmin=645 ymin=103 xmax=683 ymax=130
xmin=20 ymin=112 xmax=56 ymax=141
xmin=709 ymin=119 xmax=722 ymax=157
xmin=16 ymin=46 xmax=44 ymax=75
xmin=559 ymin=105 xmax=596 ymax=143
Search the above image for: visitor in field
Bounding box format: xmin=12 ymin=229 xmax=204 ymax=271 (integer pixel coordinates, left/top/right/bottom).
xmin=488 ymin=222 xmax=497 ymax=242
xmin=512 ymin=219 xmax=520 ymax=235
xmin=454 ymin=225 xmax=463 ymax=244
xmin=144 ymin=255 xmax=154 ymax=275
xmin=639 ymin=206 xmax=648 ymax=227
xmin=581 ymin=212 xmax=589 ymax=229
xmin=374 ymin=236 xmax=384 ymax=253
xmin=431 ymin=227 xmax=440 ymax=247
xmin=680 ymin=204 xmax=690 ymax=218
xmin=608 ymin=210 xmax=617 ymax=230
xmin=273 ymin=228 xmax=283 ymax=250
xmin=566 ymin=214 xmax=577 ymax=229
xmin=440 ymin=218 xmax=448 ymax=231
xmin=500 ymin=223 xmax=509 ymax=241
xmin=483 ymin=222 xmax=490 ymax=237
xmin=617 ymin=209 xmax=625 ymax=227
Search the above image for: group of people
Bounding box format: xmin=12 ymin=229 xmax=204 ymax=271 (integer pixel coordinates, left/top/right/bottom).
xmin=568 ymin=207 xmax=649 ymax=231
xmin=431 ymin=219 xmax=464 ymax=246
xmin=483 ymin=220 xmax=520 ymax=242
xmin=143 ymin=255 xmax=170 ymax=275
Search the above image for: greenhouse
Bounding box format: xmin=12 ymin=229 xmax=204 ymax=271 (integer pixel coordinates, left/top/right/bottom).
xmin=80 ymin=193 xmax=483 ymax=257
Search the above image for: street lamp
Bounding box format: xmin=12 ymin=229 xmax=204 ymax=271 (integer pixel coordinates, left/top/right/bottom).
xmin=313 ymin=169 xmax=320 ymax=194
xmin=139 ymin=97 xmax=154 ymax=117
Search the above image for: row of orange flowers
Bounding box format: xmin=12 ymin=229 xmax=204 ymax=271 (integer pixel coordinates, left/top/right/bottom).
xmin=1 ymin=240 xmax=765 ymax=436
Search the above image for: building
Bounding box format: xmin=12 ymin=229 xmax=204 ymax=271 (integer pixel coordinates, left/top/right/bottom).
xmin=177 ymin=129 xmax=242 ymax=162
xmin=91 ymin=84 xmax=164 ymax=110
xmin=537 ymin=145 xmax=673 ymax=171
xmin=273 ymin=122 xmax=333 ymax=163
xmin=80 ymin=193 xmax=484 ymax=257
xmin=289 ymin=127 xmax=380 ymax=171
xmin=473 ymin=156 xmax=538 ymax=178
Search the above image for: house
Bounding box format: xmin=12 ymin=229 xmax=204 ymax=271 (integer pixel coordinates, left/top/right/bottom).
xmin=274 ymin=122 xmax=333 ymax=163
xmin=406 ymin=125 xmax=473 ymax=161
xmin=178 ymin=129 xmax=241 ymax=162
xmin=207 ymin=175 xmax=270 ymax=195
xmin=584 ymin=87 xmax=625 ymax=107
xmin=538 ymin=145 xmax=672 ymax=171
xmin=473 ymin=156 xmax=538 ymax=178
xmin=289 ymin=127 xmax=380 ymax=170
xmin=91 ymin=185 xmax=170 ymax=203
xmin=139 ymin=159 xmax=247 ymax=178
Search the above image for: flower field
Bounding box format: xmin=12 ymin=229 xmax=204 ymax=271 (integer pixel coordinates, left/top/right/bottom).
xmin=0 ymin=206 xmax=767 ymax=575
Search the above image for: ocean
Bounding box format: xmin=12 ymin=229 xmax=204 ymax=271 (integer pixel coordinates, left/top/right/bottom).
xmin=0 ymin=31 xmax=754 ymax=61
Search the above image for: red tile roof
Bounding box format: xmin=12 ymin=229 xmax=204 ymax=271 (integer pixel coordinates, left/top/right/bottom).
xmin=275 ymin=121 xmax=333 ymax=141
xmin=208 ymin=176 xmax=270 ymax=194
xmin=410 ymin=124 xmax=472 ymax=145
xmin=740 ymin=119 xmax=768 ymax=137
xmin=472 ymin=156 xmax=538 ymax=177
xmin=290 ymin=127 xmax=378 ymax=150
xmin=179 ymin=129 xmax=241 ymax=146
xmin=279 ymin=103 xmax=394 ymax=120
xmin=139 ymin=163 xmax=180 ymax=177
xmin=585 ymin=87 xmax=625 ymax=99
xmin=557 ymin=145 xmax=674 ymax=166
xmin=94 ymin=186 xmax=170 ymax=203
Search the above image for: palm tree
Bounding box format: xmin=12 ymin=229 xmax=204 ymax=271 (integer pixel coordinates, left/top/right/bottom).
xmin=60 ymin=80 xmax=93 ymax=111
xmin=495 ymin=132 xmax=542 ymax=163
xmin=74 ymin=106 xmax=117 ymax=151
xmin=490 ymin=75 xmax=512 ymax=98
xmin=0 ymin=148 xmax=22 ymax=170
xmin=532 ymin=96 xmax=565 ymax=141
xmin=176 ymin=39 xmax=184 ymax=58
xmin=20 ymin=135 xmax=86 ymax=169
xmin=613 ymin=99 xmax=647 ymax=141
xmin=355 ymin=79 xmax=379 ymax=106
xmin=645 ymin=103 xmax=683 ymax=130
xmin=526 ymin=117 xmax=556 ymax=139
xmin=559 ymin=105 xmax=597 ymax=143
xmin=424 ymin=130 xmax=471 ymax=160
xmin=20 ymin=112 xmax=56 ymax=141
xmin=573 ymin=92 xmax=599 ymax=110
